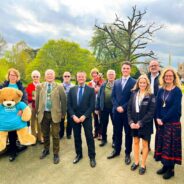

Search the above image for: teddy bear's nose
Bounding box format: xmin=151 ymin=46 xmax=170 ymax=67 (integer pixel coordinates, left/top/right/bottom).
xmin=7 ymin=103 xmax=12 ymax=106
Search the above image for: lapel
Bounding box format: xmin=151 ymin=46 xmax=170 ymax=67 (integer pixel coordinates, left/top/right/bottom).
xmin=74 ymin=86 xmax=78 ymax=105
xmin=51 ymin=82 xmax=58 ymax=96
xmin=81 ymin=85 xmax=88 ymax=104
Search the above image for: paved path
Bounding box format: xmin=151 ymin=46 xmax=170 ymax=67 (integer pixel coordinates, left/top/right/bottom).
xmin=1 ymin=101 xmax=184 ymax=184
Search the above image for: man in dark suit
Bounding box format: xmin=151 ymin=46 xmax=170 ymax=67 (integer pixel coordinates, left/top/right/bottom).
xmin=147 ymin=59 xmax=160 ymax=150
xmin=107 ymin=62 xmax=136 ymax=166
xmin=68 ymin=71 xmax=96 ymax=168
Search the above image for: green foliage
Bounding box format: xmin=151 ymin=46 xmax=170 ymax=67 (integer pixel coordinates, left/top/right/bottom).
xmin=4 ymin=41 xmax=33 ymax=82
xmin=0 ymin=58 xmax=10 ymax=82
xmin=26 ymin=39 xmax=97 ymax=82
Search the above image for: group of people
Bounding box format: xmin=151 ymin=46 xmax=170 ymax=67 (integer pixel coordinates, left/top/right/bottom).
xmin=0 ymin=59 xmax=182 ymax=180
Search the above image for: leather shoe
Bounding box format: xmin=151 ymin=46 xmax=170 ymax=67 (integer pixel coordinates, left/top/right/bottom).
xmin=131 ymin=163 xmax=139 ymax=171
xmin=53 ymin=154 xmax=60 ymax=164
xmin=139 ymin=167 xmax=146 ymax=175
xmin=107 ymin=150 xmax=120 ymax=159
xmin=9 ymin=153 xmax=17 ymax=162
xmin=99 ymin=140 xmax=107 ymax=147
xmin=157 ymin=166 xmax=168 ymax=175
xmin=163 ymin=169 xmax=174 ymax=179
xmin=125 ymin=154 xmax=131 ymax=165
xmin=40 ymin=149 xmax=50 ymax=159
xmin=73 ymin=155 xmax=83 ymax=164
xmin=90 ymin=158 xmax=96 ymax=168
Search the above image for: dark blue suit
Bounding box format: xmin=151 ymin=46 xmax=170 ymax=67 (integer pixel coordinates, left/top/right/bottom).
xmin=112 ymin=77 xmax=136 ymax=155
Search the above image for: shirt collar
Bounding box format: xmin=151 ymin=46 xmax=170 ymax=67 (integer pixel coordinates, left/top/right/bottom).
xmin=122 ymin=76 xmax=130 ymax=80
xmin=151 ymin=72 xmax=159 ymax=78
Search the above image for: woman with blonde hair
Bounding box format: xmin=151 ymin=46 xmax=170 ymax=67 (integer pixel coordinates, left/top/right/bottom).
xmin=127 ymin=74 xmax=156 ymax=175
xmin=154 ymin=67 xmax=182 ymax=180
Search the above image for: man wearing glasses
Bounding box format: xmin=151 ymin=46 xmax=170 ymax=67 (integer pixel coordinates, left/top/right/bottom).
xmin=59 ymin=71 xmax=74 ymax=139
xmin=147 ymin=60 xmax=160 ymax=151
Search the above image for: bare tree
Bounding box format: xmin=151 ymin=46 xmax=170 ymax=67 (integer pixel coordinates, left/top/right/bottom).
xmin=95 ymin=6 xmax=163 ymax=63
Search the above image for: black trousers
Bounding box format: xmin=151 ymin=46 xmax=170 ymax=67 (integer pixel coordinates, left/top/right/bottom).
xmin=8 ymin=131 xmax=17 ymax=155
xmin=72 ymin=118 xmax=96 ymax=159
xmin=59 ymin=111 xmax=72 ymax=138
xmin=100 ymin=107 xmax=115 ymax=142
xmin=113 ymin=111 xmax=132 ymax=155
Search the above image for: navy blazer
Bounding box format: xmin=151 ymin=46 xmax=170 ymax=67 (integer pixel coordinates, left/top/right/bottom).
xmin=95 ymin=82 xmax=110 ymax=111
xmin=112 ymin=77 xmax=136 ymax=112
xmin=67 ymin=85 xmax=95 ymax=118
xmin=127 ymin=91 xmax=156 ymax=136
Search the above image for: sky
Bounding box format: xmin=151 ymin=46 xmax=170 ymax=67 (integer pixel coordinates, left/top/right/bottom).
xmin=0 ymin=0 xmax=184 ymax=68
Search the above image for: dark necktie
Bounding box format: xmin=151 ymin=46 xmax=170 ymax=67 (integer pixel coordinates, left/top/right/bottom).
xmin=46 ymin=83 xmax=52 ymax=110
xmin=78 ymin=86 xmax=83 ymax=105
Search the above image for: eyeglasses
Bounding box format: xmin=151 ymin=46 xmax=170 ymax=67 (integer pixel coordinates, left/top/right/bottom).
xmin=164 ymin=75 xmax=174 ymax=78
xmin=33 ymin=76 xmax=39 ymax=78
xmin=64 ymin=76 xmax=70 ymax=78
xmin=9 ymin=74 xmax=17 ymax=77
xmin=149 ymin=65 xmax=158 ymax=68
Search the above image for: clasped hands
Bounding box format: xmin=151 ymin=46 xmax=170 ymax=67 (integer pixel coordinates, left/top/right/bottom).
xmin=130 ymin=122 xmax=140 ymax=129
xmin=73 ymin=115 xmax=86 ymax=123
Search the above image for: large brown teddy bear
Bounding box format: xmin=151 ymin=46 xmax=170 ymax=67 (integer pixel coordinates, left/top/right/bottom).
xmin=0 ymin=87 xmax=36 ymax=152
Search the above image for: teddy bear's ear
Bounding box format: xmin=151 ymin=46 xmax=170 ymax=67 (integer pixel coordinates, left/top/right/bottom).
xmin=16 ymin=89 xmax=23 ymax=98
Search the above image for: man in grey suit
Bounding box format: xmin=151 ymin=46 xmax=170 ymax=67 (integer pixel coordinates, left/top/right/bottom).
xmin=67 ymin=71 xmax=96 ymax=168
xmin=36 ymin=69 xmax=66 ymax=164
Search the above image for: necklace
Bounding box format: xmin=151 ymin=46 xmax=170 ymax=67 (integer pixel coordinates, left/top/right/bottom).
xmin=162 ymin=86 xmax=174 ymax=107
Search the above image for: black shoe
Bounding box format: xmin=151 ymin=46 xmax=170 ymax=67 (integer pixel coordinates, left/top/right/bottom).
xmin=99 ymin=140 xmax=107 ymax=147
xmin=73 ymin=155 xmax=83 ymax=164
xmin=67 ymin=135 xmax=71 ymax=139
xmin=16 ymin=145 xmax=27 ymax=153
xmin=157 ymin=166 xmax=168 ymax=175
xmin=9 ymin=153 xmax=17 ymax=162
xmin=107 ymin=150 xmax=120 ymax=159
xmin=112 ymin=142 xmax=115 ymax=148
xmin=139 ymin=167 xmax=146 ymax=175
xmin=163 ymin=169 xmax=174 ymax=180
xmin=131 ymin=163 xmax=139 ymax=171
xmin=90 ymin=158 xmax=96 ymax=168
xmin=53 ymin=154 xmax=60 ymax=164
xmin=40 ymin=149 xmax=50 ymax=159
xmin=125 ymin=154 xmax=131 ymax=165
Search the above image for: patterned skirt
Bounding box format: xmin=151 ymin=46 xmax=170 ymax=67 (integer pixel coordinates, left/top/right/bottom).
xmin=154 ymin=122 xmax=182 ymax=166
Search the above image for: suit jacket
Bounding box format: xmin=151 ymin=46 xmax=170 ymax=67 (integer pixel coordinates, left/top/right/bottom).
xmin=35 ymin=82 xmax=67 ymax=123
xmin=67 ymin=85 xmax=95 ymax=118
xmin=112 ymin=77 xmax=136 ymax=112
xmin=127 ymin=91 xmax=156 ymax=136
xmin=147 ymin=72 xmax=160 ymax=96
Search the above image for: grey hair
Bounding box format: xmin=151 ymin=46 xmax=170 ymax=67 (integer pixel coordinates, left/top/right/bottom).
xmin=107 ymin=69 xmax=116 ymax=75
xmin=31 ymin=70 xmax=41 ymax=78
xmin=45 ymin=69 xmax=55 ymax=76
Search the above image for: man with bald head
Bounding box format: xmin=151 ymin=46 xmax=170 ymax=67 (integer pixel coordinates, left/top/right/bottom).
xmin=36 ymin=69 xmax=67 ymax=164
xmin=147 ymin=60 xmax=160 ymax=151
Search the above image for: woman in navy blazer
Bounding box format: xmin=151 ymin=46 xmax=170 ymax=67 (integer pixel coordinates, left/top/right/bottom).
xmin=127 ymin=74 xmax=156 ymax=175
xmin=154 ymin=67 xmax=182 ymax=180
